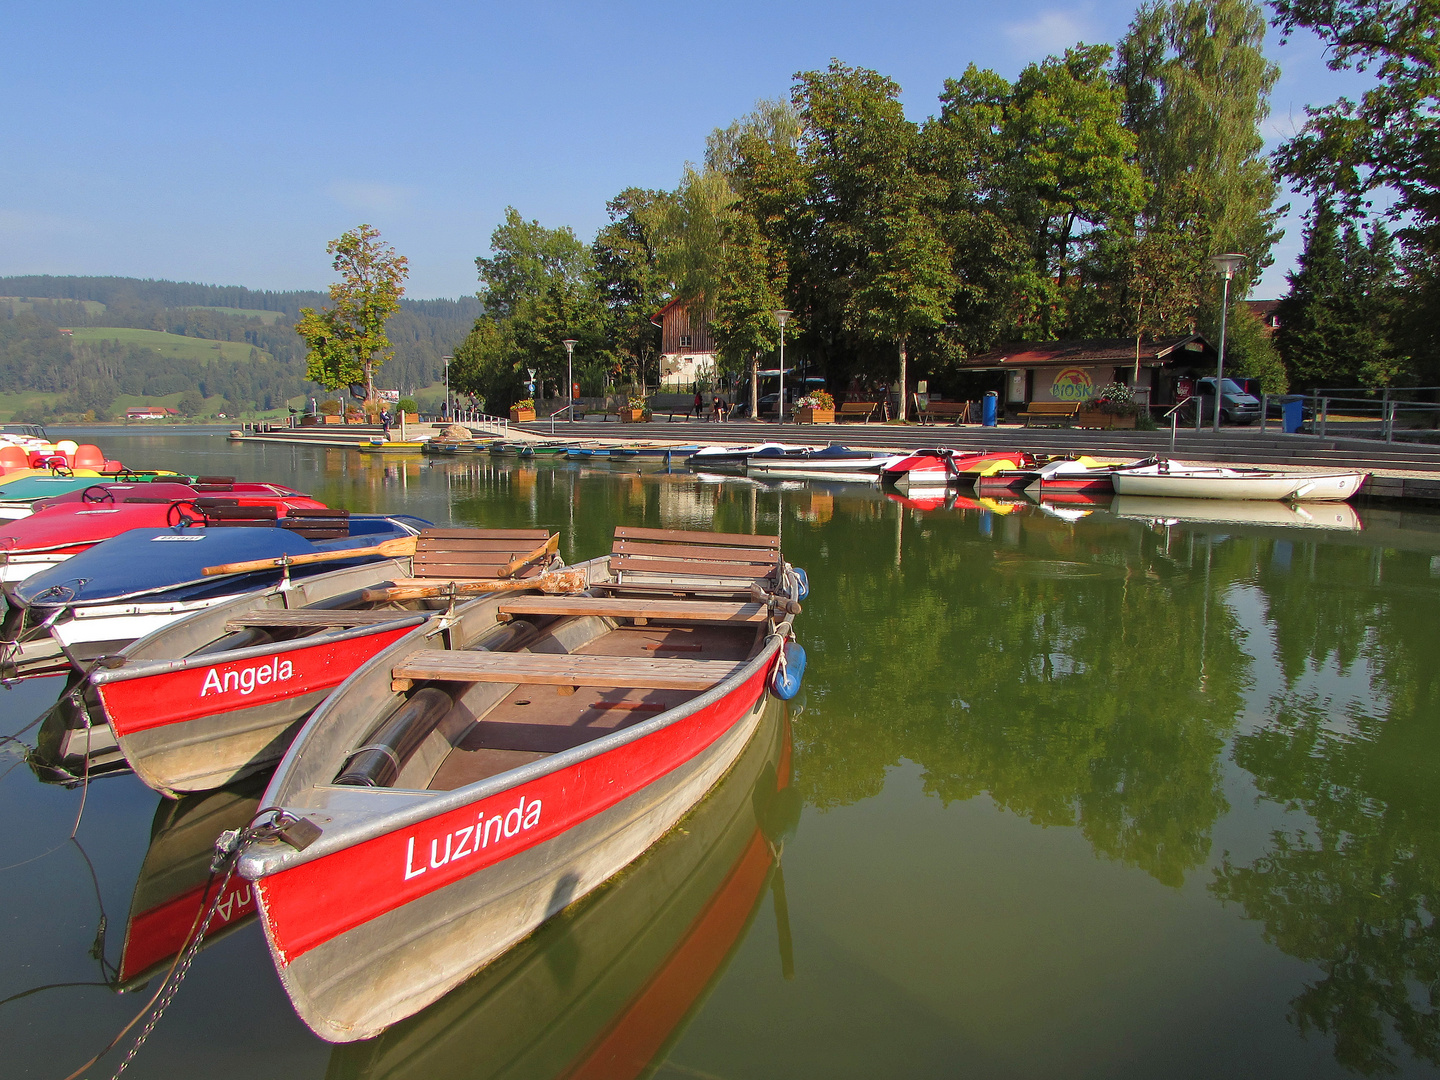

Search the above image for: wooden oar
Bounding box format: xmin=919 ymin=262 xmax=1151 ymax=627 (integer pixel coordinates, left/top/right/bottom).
xmin=201 ymin=535 xmax=418 ymax=576
xmin=361 ymin=566 xmax=589 ymax=603
xmin=498 ymin=533 xmax=559 ymax=577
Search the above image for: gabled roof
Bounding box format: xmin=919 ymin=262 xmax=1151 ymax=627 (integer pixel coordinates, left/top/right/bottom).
xmin=959 ymin=334 xmax=1215 ymax=369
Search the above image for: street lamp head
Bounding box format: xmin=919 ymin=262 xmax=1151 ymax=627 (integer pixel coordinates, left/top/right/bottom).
xmin=774 ymin=309 xmax=792 ymax=329
xmin=1209 ymin=253 xmax=1246 ymax=279
xmin=562 ymin=339 xmax=577 ymax=355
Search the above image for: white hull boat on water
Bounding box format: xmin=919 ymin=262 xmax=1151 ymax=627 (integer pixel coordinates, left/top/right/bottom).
xmin=1109 ymin=463 xmax=1368 ymax=501
xmin=1110 ymin=495 xmax=1363 ymax=530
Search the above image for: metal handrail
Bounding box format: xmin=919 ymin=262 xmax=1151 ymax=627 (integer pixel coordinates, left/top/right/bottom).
xmin=549 ymin=403 xmax=577 ymax=434
xmin=1164 ymin=396 xmax=1196 ymax=454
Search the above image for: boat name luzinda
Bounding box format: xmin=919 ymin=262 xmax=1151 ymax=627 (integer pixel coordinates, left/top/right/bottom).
xmin=404 ymin=797 xmax=544 ymax=880
xmin=200 ymin=658 xmax=295 ymax=697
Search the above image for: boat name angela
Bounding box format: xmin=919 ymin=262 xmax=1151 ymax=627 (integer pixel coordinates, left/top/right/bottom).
xmin=201 ymin=658 xmax=295 ymax=698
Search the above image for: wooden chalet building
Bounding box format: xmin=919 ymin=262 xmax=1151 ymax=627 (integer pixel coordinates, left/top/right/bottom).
xmin=651 ymin=299 xmax=717 ymax=387
xmin=957 ymin=335 xmax=1219 ymax=413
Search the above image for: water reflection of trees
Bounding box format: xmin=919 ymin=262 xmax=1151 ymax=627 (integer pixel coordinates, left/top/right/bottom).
xmin=785 ymin=499 xmax=1253 ymax=887
xmin=1213 ymin=544 xmax=1440 ymax=1075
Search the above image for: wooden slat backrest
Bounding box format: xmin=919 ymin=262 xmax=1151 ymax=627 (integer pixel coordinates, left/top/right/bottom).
xmin=610 ymin=555 xmax=774 ymax=580
xmin=285 ymin=508 xmax=350 ymax=519
xmin=612 ymin=526 xmax=779 ymax=549
xmin=611 ymin=540 xmax=779 ymax=566
xmin=207 ymin=504 xmax=278 ymax=521
xmin=412 ymin=527 xmax=554 ymax=581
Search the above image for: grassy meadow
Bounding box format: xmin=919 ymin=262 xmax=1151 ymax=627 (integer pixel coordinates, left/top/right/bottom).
xmin=67 ymin=327 xmax=273 ymax=363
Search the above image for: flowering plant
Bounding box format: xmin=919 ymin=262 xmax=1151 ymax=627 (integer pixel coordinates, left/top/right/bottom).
xmin=794 ymin=389 xmax=835 ymax=411
xmin=626 ymin=393 xmax=649 ymax=410
xmin=514 ymin=398 xmax=535 ymax=410
xmin=1092 ymin=382 xmax=1139 ymax=416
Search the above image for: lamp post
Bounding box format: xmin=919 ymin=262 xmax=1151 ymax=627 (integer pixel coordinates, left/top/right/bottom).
xmin=562 ymin=339 xmax=578 ymax=422
xmin=1208 ymin=254 xmax=1246 ymax=433
xmin=774 ymin=309 xmax=792 ymax=423
xmin=442 ymin=354 xmax=453 ymax=421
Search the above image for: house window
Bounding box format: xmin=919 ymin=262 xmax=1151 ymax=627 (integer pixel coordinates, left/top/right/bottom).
xmin=679 ymin=335 xmax=692 ymax=348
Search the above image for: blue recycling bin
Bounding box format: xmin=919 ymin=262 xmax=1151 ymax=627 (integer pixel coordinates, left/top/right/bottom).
xmin=982 ymin=392 xmax=998 ymax=427
xmin=1281 ymin=396 xmax=1303 ymax=434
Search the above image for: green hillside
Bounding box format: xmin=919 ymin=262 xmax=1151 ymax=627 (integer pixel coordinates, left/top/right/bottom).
xmin=178 ymin=306 xmax=286 ymax=325
xmin=0 ymin=297 xmax=106 ymax=317
xmin=68 ymin=327 xmax=272 ymax=363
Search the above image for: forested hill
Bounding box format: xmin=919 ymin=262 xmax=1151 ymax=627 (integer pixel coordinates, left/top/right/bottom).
xmin=0 ymin=276 xmax=481 ymax=421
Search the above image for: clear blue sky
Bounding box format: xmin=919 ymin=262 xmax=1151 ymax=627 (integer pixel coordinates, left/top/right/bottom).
xmin=3 ymin=0 xmax=1373 ymax=301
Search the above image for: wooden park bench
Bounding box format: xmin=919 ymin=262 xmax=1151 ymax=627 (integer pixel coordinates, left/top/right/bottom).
xmin=1017 ymin=402 xmax=1082 ymax=427
xmin=838 ymin=401 xmax=879 ymax=423
xmin=918 ymin=400 xmax=971 ymax=425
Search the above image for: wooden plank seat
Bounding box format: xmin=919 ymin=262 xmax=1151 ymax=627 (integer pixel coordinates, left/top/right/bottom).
xmin=225 ymin=609 xmax=425 ymax=631
xmin=1018 ymin=402 xmax=1081 ymax=426
xmin=496 ymin=597 xmax=767 ymax=623
xmin=391 ymin=650 xmax=745 ymax=690
xmin=838 ymin=401 xmax=878 ymax=422
xmin=280 ymin=507 xmax=351 ymax=540
xmin=610 ymin=555 xmax=776 ymax=579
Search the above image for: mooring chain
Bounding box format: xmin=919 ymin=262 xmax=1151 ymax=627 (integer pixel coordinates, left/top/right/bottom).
xmin=62 ymin=806 xmax=314 ymax=1080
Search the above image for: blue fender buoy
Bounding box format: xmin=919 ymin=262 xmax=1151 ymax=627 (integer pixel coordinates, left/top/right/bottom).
xmin=791 ymin=566 xmax=810 ymax=601
xmin=770 ymin=640 xmax=806 ymax=700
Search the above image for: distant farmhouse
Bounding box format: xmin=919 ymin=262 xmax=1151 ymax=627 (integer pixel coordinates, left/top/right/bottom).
xmin=125 ymin=406 xmax=179 ymax=421
xmin=652 ymin=300 xmax=716 ymax=388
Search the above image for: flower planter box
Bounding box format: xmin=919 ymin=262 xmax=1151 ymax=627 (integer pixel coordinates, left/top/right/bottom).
xmin=1077 ymin=410 xmax=1136 ymax=429
xmin=403 ymin=412 xmax=419 ymax=424
xmin=322 ymin=414 xmax=342 ymax=425
xmin=796 ymin=406 xmax=835 ymax=424
xmin=620 ymin=408 xmax=649 ymax=423
xmin=510 ymin=407 xmax=535 ymax=422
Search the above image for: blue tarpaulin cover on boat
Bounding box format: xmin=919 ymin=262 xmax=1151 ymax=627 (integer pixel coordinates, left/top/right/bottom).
xmin=15 ymin=515 xmax=429 ymax=608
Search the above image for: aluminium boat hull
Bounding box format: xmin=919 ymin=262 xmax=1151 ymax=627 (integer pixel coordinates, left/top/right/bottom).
xmin=239 ymin=557 xmax=798 ymax=1042
xmin=89 ymin=560 xmax=425 ymax=795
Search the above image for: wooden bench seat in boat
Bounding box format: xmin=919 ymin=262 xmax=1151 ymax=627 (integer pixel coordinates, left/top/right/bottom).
xmin=605 ymin=526 xmax=781 ymax=587
xmin=496 ymin=596 xmax=767 ymax=623
xmin=409 ymin=527 xmax=553 ymax=581
xmin=391 ymin=651 xmax=746 ymax=690
xmin=225 ymin=609 xmax=425 ymax=631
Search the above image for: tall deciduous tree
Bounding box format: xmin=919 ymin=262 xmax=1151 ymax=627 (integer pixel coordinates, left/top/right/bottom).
xmin=794 ymin=61 xmax=955 ymax=415
xmin=455 ymin=209 xmax=609 ymax=406
xmin=295 ymin=224 xmax=409 ymax=403
xmin=591 ymin=188 xmax=668 ymax=385
xmin=1117 ymin=0 xmax=1283 ymax=288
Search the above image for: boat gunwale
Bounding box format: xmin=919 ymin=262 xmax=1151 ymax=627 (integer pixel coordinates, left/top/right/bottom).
xmin=90 ymin=607 xmax=429 ymax=684
xmin=238 ymin=570 xmax=792 ymax=881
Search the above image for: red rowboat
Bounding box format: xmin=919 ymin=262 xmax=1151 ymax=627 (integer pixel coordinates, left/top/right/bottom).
xmin=236 ymin=527 xmax=805 ymax=1041
xmin=48 ymin=529 xmax=559 ymax=795
xmin=322 ymin=698 xmax=795 ymax=1079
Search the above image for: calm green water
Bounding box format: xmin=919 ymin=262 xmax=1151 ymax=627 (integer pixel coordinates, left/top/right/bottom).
xmin=5 ymin=429 xmax=1440 ymax=1078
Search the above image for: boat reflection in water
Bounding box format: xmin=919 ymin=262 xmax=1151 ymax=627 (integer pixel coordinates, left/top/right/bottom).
xmin=327 ymin=697 xmax=797 ymax=1080
xmin=117 ymin=778 xmax=265 ymax=989
xmin=1109 ymin=495 xmax=1363 ymax=531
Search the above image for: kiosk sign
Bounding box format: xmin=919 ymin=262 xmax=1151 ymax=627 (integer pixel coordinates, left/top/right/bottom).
xmin=1050 ymin=367 xmax=1095 ymax=402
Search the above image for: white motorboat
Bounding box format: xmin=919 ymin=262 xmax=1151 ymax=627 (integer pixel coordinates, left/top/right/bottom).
xmin=1109 ymin=462 xmax=1367 ymax=502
